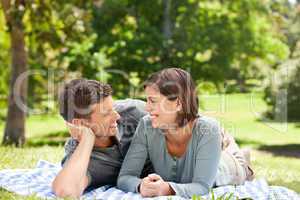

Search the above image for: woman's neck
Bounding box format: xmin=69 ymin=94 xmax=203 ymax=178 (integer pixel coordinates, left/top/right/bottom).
xmin=164 ymin=119 xmax=195 ymax=145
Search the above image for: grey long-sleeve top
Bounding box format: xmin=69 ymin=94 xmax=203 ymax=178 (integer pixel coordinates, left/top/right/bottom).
xmin=117 ymin=115 xmax=222 ymax=198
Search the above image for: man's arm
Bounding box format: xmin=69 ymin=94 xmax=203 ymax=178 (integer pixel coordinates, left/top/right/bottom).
xmin=52 ymin=126 xmax=95 ymax=198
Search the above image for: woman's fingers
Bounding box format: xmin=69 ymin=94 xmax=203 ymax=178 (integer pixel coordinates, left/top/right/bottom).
xmin=148 ymin=173 xmax=162 ymax=182
xmin=140 ymin=184 xmax=157 ymax=197
xmin=140 ymin=177 xmax=157 ymax=197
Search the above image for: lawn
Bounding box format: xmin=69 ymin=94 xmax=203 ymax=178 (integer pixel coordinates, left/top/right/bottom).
xmin=0 ymin=93 xmax=299 ymax=199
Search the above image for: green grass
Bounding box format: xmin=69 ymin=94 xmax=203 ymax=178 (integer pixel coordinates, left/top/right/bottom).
xmin=0 ymin=115 xmax=65 ymax=200
xmin=201 ymin=92 xmax=300 ymax=192
xmin=0 ymin=93 xmax=299 ymax=199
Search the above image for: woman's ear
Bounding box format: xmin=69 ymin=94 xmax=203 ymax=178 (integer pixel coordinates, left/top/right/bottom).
xmin=176 ymin=98 xmax=182 ymax=111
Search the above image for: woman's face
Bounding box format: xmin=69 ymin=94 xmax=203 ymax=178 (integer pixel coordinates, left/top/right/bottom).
xmin=145 ymin=85 xmax=181 ymax=129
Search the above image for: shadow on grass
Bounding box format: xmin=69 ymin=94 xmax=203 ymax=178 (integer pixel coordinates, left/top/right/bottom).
xmin=255 ymin=114 xmax=300 ymax=124
xmin=26 ymin=131 xmax=69 ymax=147
xmin=258 ymin=144 xmax=300 ymax=158
xmin=235 ymin=138 xmax=262 ymax=148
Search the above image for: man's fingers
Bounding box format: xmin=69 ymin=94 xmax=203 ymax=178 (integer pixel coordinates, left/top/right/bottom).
xmin=66 ymin=121 xmax=83 ymax=140
xmin=82 ymin=121 xmax=92 ymax=128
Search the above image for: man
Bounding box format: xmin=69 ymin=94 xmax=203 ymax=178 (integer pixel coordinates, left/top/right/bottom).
xmin=52 ymin=79 xmax=152 ymax=198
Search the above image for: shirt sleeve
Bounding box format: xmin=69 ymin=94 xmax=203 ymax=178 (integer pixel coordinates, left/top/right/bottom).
xmin=117 ymin=119 xmax=148 ymax=193
xmin=168 ymin=119 xmax=222 ymax=198
xmin=61 ymin=138 xmax=78 ymax=166
xmin=114 ymin=99 xmax=147 ymax=157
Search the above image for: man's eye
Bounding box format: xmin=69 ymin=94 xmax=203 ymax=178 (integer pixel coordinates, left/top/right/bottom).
xmin=103 ymin=112 xmax=109 ymax=116
xmin=104 ymin=111 xmax=114 ymax=116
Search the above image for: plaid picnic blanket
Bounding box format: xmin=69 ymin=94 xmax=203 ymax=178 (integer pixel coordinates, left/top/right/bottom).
xmin=0 ymin=160 xmax=299 ymax=200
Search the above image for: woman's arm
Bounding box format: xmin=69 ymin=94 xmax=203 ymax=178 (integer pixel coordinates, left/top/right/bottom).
xmin=168 ymin=120 xmax=222 ymax=198
xmin=117 ymin=119 xmax=149 ymax=192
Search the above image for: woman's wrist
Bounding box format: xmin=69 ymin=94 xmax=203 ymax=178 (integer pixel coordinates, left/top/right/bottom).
xmin=164 ymin=182 xmax=175 ymax=195
xmin=137 ymin=183 xmax=141 ymax=193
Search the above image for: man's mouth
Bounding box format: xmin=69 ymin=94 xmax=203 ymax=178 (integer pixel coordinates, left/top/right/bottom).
xmin=150 ymin=114 xmax=159 ymax=119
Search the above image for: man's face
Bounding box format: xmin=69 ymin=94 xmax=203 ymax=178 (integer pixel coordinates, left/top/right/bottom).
xmin=88 ymin=96 xmax=120 ymax=137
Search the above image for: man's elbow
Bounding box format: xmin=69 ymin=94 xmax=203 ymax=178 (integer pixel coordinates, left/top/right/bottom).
xmin=52 ymin=180 xmax=82 ymax=198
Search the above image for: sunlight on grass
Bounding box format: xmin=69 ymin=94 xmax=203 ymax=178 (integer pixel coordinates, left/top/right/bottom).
xmin=200 ymin=93 xmax=300 ymax=145
xmin=252 ymin=150 xmax=300 ymax=192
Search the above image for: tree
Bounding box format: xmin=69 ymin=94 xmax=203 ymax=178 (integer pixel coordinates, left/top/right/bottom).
xmin=92 ymin=0 xmax=289 ymax=96
xmin=1 ymin=0 xmax=107 ymax=145
xmin=1 ymin=0 xmax=28 ymax=146
xmin=264 ymin=0 xmax=300 ymax=121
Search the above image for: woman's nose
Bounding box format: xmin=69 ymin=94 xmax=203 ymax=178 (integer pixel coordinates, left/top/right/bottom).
xmin=145 ymin=101 xmax=151 ymax=112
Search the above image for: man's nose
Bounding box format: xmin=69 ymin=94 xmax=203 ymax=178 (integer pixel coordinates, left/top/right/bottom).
xmin=114 ymin=110 xmax=120 ymax=120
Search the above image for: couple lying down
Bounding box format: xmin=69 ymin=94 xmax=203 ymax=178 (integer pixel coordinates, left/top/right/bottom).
xmin=52 ymin=68 xmax=254 ymax=199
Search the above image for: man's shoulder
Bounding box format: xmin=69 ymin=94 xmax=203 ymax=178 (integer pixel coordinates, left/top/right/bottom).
xmin=64 ymin=138 xmax=78 ymax=153
xmin=114 ymin=98 xmax=146 ymax=115
xmin=114 ymin=98 xmax=148 ymax=125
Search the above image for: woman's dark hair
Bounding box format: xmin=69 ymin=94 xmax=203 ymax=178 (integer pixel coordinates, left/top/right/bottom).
xmin=59 ymin=79 xmax=112 ymax=122
xmin=144 ymin=68 xmax=199 ymax=127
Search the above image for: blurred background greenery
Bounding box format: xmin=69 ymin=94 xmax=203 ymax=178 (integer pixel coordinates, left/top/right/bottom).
xmin=0 ymin=0 xmax=299 ymax=198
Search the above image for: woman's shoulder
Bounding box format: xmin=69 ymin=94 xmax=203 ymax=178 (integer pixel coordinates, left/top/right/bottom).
xmin=194 ymin=115 xmax=221 ymax=138
xmin=197 ymin=115 xmax=219 ymax=126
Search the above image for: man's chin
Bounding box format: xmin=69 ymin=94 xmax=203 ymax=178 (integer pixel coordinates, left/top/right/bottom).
xmin=96 ymin=131 xmax=117 ymax=138
xmin=151 ymin=120 xmax=160 ymax=129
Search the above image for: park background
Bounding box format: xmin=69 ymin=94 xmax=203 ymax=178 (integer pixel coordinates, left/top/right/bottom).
xmin=0 ymin=0 xmax=299 ymax=199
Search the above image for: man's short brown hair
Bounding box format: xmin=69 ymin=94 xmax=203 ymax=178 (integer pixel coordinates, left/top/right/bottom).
xmin=59 ymin=79 xmax=112 ymax=122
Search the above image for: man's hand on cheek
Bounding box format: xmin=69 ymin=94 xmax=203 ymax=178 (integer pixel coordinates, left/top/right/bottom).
xmin=66 ymin=120 xmax=95 ymax=143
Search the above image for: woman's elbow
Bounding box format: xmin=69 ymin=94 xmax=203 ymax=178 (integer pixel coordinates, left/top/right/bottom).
xmin=116 ymin=175 xmax=124 ymax=190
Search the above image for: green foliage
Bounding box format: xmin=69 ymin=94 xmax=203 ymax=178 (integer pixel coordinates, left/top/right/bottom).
xmin=263 ymin=1 xmax=300 ymax=121
xmin=264 ymin=61 xmax=300 ymax=121
xmin=92 ymin=0 xmax=289 ymax=97
xmin=197 ymin=81 xmax=218 ymax=95
xmin=0 ymin=9 xmax=10 ymax=97
xmin=0 ymin=1 xmax=110 ymax=112
xmin=0 ymin=0 xmax=295 ymax=104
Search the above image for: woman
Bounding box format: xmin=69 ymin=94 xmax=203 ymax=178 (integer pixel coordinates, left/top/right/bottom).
xmin=117 ymin=68 xmax=253 ymax=198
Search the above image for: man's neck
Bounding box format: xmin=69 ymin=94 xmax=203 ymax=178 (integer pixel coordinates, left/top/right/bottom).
xmin=94 ymin=136 xmax=115 ymax=148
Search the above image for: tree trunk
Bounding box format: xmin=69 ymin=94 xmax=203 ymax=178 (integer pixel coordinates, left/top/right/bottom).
xmin=162 ymin=0 xmax=172 ymax=65
xmin=163 ymin=0 xmax=172 ymax=40
xmin=1 ymin=0 xmax=28 ymax=146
